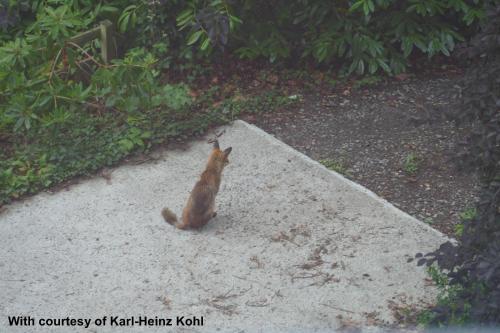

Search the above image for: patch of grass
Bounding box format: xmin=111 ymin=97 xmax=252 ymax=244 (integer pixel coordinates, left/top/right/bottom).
xmin=428 ymin=265 xmax=448 ymax=287
xmin=424 ymin=217 xmax=435 ymax=225
xmin=459 ymin=207 xmax=477 ymax=221
xmin=352 ymin=75 xmax=383 ymax=89
xmin=214 ymin=89 xmax=296 ymax=121
xmin=417 ymin=266 xmax=472 ymax=327
xmin=454 ymin=207 xmax=478 ymax=237
xmin=403 ymin=152 xmax=420 ymax=175
xmin=281 ymin=69 xmax=312 ymax=81
xmin=454 ymin=223 xmax=465 ymax=237
xmin=325 ymin=78 xmax=340 ymax=89
xmin=319 ymin=158 xmax=351 ymax=176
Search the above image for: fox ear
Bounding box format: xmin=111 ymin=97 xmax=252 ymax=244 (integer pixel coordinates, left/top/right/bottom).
xmin=212 ymin=140 xmax=220 ymax=150
xmin=223 ymin=147 xmax=232 ymax=156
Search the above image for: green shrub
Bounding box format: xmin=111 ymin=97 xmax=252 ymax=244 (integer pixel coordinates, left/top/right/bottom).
xmin=0 ymin=1 xmax=201 ymax=204
xmin=172 ymin=0 xmax=485 ymax=74
xmin=1 ymin=1 xmax=487 ymax=75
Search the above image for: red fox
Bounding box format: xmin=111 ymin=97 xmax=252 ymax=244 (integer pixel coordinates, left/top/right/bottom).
xmin=162 ymin=140 xmax=232 ymax=229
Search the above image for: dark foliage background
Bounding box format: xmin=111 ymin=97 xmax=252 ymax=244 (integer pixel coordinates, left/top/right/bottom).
xmin=417 ymin=2 xmax=500 ymax=325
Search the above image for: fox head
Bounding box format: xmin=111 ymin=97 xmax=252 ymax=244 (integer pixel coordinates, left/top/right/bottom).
xmin=210 ymin=140 xmax=232 ymax=169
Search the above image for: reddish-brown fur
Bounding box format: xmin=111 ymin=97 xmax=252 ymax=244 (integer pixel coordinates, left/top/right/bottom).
xmin=162 ymin=140 xmax=231 ymax=229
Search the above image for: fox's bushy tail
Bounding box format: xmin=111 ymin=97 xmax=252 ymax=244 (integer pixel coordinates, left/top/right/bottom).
xmin=162 ymin=208 xmax=186 ymax=229
xmin=162 ymin=208 xmax=178 ymax=225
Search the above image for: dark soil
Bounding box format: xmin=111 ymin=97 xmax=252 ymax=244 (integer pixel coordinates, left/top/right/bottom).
xmin=242 ymin=69 xmax=480 ymax=237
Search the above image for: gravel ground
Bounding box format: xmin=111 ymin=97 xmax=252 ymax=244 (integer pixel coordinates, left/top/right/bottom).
xmin=243 ymin=71 xmax=480 ymax=236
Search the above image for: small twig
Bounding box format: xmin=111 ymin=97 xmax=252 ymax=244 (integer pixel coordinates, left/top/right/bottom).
xmin=203 ymin=299 xmax=237 ymax=315
xmin=303 ymin=273 xmax=340 ymax=288
xmin=202 ymin=286 xmax=252 ymax=316
xmin=321 ymin=303 xmax=356 ymax=314
xmin=294 ymin=260 xmax=324 ymax=270
xmin=130 ymin=156 xmax=154 ymax=165
xmin=54 ymin=94 xmax=122 ymax=114
xmin=74 ymin=58 xmax=94 ymax=76
xmin=218 ymin=286 xmax=252 ymax=300
xmin=232 ymin=275 xmax=274 ymax=292
xmin=270 ymin=231 xmax=300 ymax=246
xmin=67 ymin=41 xmax=108 ymax=68
xmin=283 ymin=238 xmax=300 ymax=247
xmin=54 ymin=95 xmax=105 ymax=111
xmin=49 ymin=47 xmax=64 ymax=83
xmin=207 ymin=129 xmax=226 ymax=144
xmin=220 ymin=287 xmax=235 ymax=299
xmin=290 ymin=272 xmax=322 ymax=282
xmin=245 ymin=300 xmax=270 ymax=307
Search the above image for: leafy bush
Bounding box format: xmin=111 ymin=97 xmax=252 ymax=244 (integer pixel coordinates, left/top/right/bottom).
xmin=0 ymin=1 xmax=306 ymax=205
xmin=171 ymin=0 xmax=485 ymax=74
xmin=1 ymin=1 xmax=487 ymax=75
xmin=416 ymin=2 xmax=500 ymax=325
xmin=0 ymin=1 xmax=203 ymax=204
xmin=0 ymin=5 xmax=191 ymax=134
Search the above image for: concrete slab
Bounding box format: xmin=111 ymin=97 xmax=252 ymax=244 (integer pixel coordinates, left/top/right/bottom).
xmin=0 ymin=120 xmax=448 ymax=333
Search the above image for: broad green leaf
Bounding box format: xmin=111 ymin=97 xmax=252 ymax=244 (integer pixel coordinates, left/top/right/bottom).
xmin=187 ymin=31 xmax=203 ymax=46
